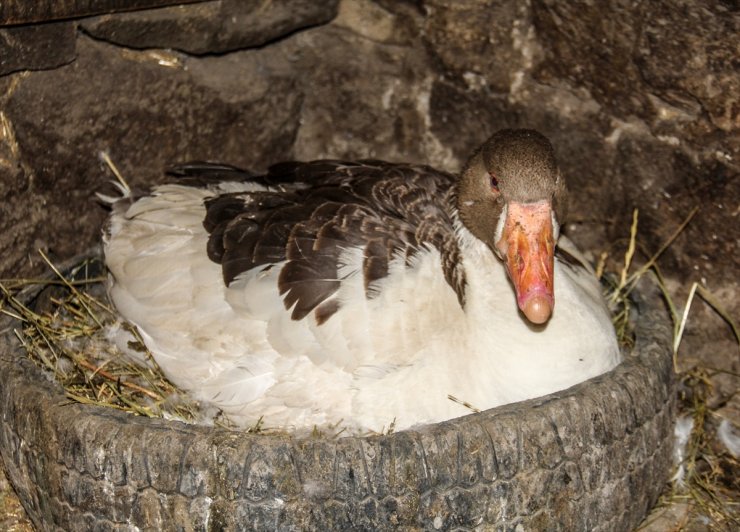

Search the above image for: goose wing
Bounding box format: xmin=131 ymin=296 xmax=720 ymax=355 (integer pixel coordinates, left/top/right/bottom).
xmin=169 ymin=160 xmax=467 ymax=324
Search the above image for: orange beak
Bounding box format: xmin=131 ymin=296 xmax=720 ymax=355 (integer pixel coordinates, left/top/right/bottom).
xmin=496 ymin=200 xmax=555 ymax=324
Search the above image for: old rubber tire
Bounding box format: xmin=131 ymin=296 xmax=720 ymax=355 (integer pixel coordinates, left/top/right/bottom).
xmin=0 ymin=253 xmax=675 ymax=531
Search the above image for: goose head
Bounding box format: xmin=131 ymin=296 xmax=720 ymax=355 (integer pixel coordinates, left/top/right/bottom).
xmin=456 ymin=129 xmax=568 ymax=324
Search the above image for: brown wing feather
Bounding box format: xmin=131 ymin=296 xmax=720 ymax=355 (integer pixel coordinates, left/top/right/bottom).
xmin=192 ymin=160 xmax=465 ymax=322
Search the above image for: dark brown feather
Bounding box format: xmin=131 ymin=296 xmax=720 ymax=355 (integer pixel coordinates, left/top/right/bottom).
xmin=167 ymin=161 xmax=256 ymax=187
xmin=314 ymin=299 xmax=341 ymax=325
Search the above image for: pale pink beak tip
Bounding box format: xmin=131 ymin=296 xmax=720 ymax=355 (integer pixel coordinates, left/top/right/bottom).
xmin=520 ymin=294 xmax=553 ymax=324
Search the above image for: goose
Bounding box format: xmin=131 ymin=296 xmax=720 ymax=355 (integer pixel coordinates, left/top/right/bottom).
xmin=103 ymin=129 xmax=620 ymax=433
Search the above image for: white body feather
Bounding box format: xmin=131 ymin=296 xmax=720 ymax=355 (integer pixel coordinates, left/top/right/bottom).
xmin=104 ymin=183 xmax=620 ymax=433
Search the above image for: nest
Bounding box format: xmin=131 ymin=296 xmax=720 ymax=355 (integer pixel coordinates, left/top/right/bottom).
xmin=1 ymin=207 xmax=737 ymax=527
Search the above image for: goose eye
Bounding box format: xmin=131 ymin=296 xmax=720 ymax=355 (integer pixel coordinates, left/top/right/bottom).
xmin=489 ymin=173 xmax=499 ymax=191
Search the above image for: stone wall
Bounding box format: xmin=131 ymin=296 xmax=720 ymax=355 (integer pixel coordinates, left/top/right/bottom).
xmin=1 ymin=0 xmax=737 ymax=396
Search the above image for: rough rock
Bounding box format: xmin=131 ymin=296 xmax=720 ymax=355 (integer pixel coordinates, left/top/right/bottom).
xmin=333 ymin=0 xmax=420 ymax=46
xmin=0 ymin=22 xmax=76 ymax=75
xmin=0 ymin=0 xmax=206 ymax=25
xmin=286 ymin=25 xmax=435 ymax=165
xmin=81 ymin=0 xmax=340 ymax=54
xmin=531 ymin=0 xmax=739 ymax=163
xmin=0 ymin=35 xmax=303 ymax=277
xmin=422 ymin=0 xmax=539 ymax=94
